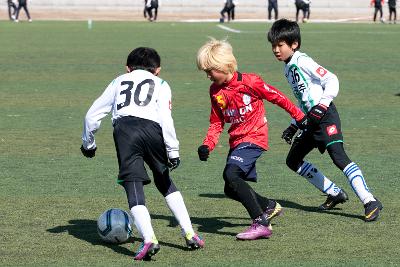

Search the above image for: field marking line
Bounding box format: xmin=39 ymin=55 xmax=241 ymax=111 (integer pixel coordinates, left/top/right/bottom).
xmin=217 ymin=24 xmax=241 ymax=33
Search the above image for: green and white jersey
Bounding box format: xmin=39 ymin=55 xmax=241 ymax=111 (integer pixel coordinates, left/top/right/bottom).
xmin=284 ymin=51 xmax=339 ymax=113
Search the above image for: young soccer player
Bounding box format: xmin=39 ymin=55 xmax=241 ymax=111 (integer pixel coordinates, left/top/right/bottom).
xmin=196 ymin=39 xmax=308 ymax=240
xmin=81 ymin=47 xmax=204 ymax=260
xmin=267 ymin=19 xmax=383 ymax=222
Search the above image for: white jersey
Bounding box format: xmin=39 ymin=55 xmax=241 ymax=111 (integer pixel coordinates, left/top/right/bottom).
xmin=284 ymin=51 xmax=339 ymax=113
xmin=82 ymin=69 xmax=179 ymax=158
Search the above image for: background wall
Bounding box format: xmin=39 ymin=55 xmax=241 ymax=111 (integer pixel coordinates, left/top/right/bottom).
xmin=1 ymin=0 xmax=377 ymax=20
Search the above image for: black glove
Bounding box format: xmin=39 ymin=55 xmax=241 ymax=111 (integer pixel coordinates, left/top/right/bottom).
xmin=168 ymin=157 xmax=180 ymax=171
xmin=80 ymin=145 xmax=96 ymax=158
xmin=281 ymin=124 xmax=299 ymax=145
xmin=308 ymin=104 xmax=328 ymax=125
xmin=197 ymin=145 xmax=210 ymax=161
xmin=295 ymin=115 xmax=308 ymax=130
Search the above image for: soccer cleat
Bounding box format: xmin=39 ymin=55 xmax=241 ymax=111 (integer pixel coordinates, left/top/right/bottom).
xmin=236 ymin=221 xmax=272 ymax=240
xmin=184 ymin=232 xmax=205 ymax=249
xmin=318 ymin=189 xmax=348 ymax=210
xmin=134 ymin=239 xmax=160 ymax=261
xmin=364 ymin=199 xmax=383 ymax=222
xmin=263 ymin=200 xmax=283 ymax=221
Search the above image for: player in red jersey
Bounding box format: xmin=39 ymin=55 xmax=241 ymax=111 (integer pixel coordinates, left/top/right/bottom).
xmin=196 ymin=39 xmax=308 ymax=240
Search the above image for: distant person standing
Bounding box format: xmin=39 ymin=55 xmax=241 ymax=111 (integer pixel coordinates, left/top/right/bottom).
xmin=14 ymin=0 xmax=31 ymax=22
xmin=388 ymin=0 xmax=397 ymax=23
xmin=220 ymin=0 xmax=236 ymax=22
xmin=294 ymin=0 xmax=309 ymax=22
xmin=268 ymin=0 xmax=278 ymax=20
xmin=145 ymin=0 xmax=159 ymax=22
xmin=7 ymin=0 xmax=17 ymax=21
xmin=371 ymin=0 xmax=385 ymax=22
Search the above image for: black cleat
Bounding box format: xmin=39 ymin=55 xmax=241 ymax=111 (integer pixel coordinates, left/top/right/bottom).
xmin=364 ymin=199 xmax=383 ymax=222
xmin=263 ymin=200 xmax=283 ymax=221
xmin=318 ymin=190 xmax=348 ymax=210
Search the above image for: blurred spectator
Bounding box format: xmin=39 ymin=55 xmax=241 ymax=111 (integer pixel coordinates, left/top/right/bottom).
xmin=370 ymin=0 xmax=385 ymax=22
xmin=220 ymin=0 xmax=237 ymax=23
xmin=145 ymin=0 xmax=159 ymax=22
xmin=14 ymin=0 xmax=31 ymax=22
xmin=143 ymin=0 xmax=147 ymax=19
xmin=268 ymin=0 xmax=278 ymax=20
xmin=388 ymin=0 xmax=397 ymax=23
xmin=7 ymin=0 xmax=17 ymax=21
xmin=295 ymin=0 xmax=310 ymax=22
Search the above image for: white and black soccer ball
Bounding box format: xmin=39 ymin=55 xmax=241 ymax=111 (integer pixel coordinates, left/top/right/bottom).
xmin=97 ymin=208 xmax=133 ymax=244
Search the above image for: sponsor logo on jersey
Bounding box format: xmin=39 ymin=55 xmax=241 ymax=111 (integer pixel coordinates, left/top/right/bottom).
xmin=326 ymin=125 xmax=338 ymax=136
xmin=316 ymin=67 xmax=327 ymax=77
xmin=215 ymin=95 xmax=227 ymax=109
xmin=230 ymin=155 xmax=244 ymax=163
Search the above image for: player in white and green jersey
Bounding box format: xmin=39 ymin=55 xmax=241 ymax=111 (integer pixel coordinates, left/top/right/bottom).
xmin=267 ymin=19 xmax=382 ymax=222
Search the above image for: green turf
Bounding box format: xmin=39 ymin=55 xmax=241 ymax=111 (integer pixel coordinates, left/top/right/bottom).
xmin=0 ymin=21 xmax=399 ymax=266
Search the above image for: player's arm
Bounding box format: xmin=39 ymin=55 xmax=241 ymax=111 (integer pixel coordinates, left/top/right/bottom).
xmin=81 ymin=80 xmax=115 ymax=155
xmin=299 ymin=56 xmax=339 ymax=124
xmin=157 ymin=81 xmax=180 ymax=161
xmin=198 ymin=97 xmax=225 ymax=161
xmin=253 ymin=76 xmax=307 ymax=128
xmin=299 ymin=56 xmax=339 ymax=107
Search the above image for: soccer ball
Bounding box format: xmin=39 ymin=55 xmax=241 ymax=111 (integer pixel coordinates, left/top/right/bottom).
xmin=97 ymin=208 xmax=133 ymax=243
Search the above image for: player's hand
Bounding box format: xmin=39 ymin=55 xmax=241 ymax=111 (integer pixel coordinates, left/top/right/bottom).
xmin=168 ymin=157 xmax=180 ymax=171
xmin=308 ymin=104 xmax=328 ymax=125
xmin=197 ymin=145 xmax=209 ymax=161
xmin=295 ymin=115 xmax=309 ymax=130
xmin=80 ymin=145 xmax=96 ymax=158
xmin=282 ymin=124 xmax=299 ymax=145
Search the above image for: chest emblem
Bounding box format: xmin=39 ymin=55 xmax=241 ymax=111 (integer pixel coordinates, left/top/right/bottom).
xmin=215 ymin=95 xmax=227 ymax=109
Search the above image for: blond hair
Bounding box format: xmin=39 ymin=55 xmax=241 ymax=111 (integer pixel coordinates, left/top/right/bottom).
xmin=196 ymin=39 xmax=237 ymax=74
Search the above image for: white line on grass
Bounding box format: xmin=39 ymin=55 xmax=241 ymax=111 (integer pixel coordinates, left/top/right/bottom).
xmin=216 ymin=24 xmax=242 ymax=33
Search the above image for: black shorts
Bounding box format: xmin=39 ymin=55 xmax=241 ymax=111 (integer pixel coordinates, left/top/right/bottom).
xmin=294 ymin=102 xmax=343 ymax=153
xmin=113 ymin=116 xmax=169 ymax=185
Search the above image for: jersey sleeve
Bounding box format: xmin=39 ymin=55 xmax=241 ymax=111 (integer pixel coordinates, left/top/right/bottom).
xmin=157 ymin=81 xmax=180 ymax=159
xmin=202 ymin=95 xmax=225 ymax=152
xmin=82 ymin=80 xmax=116 ymax=150
xmin=298 ymin=56 xmax=339 ymax=107
xmin=252 ymin=76 xmax=305 ymax=121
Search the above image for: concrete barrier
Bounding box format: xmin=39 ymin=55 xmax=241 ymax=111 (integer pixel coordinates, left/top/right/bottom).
xmin=1 ymin=0 xmax=381 ymax=21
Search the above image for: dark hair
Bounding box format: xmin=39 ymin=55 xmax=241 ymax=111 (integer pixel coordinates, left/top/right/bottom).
xmin=267 ymin=19 xmax=301 ymax=50
xmin=126 ymin=47 xmax=161 ymax=74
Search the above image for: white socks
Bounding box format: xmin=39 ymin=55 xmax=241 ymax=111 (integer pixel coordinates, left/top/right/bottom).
xmin=343 ymin=162 xmax=375 ymax=204
xmin=165 ymin=191 xmax=194 ymax=236
xmin=130 ymin=191 xmax=195 ymax=243
xmin=130 ymin=205 xmax=155 ymax=243
xmin=297 ymin=161 xmax=341 ymax=196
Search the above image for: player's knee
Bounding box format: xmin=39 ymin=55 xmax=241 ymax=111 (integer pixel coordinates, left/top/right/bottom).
xmin=286 ymin=156 xmax=301 ymax=172
xmin=223 ymin=164 xmax=244 ymax=190
xmin=327 ymin=143 xmax=351 ymax=170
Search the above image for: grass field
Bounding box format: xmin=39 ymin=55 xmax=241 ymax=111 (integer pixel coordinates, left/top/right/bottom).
xmin=0 ymin=21 xmax=400 ymax=266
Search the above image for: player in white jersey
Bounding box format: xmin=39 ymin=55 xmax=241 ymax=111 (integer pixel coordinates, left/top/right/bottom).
xmin=267 ymin=19 xmax=382 ymax=222
xmin=81 ymin=47 xmax=204 ymax=260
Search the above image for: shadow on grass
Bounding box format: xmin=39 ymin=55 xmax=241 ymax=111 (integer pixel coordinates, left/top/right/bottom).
xmin=152 ymin=213 xmax=248 ymax=237
xmin=395 ymin=93 xmax=400 ymax=96
xmin=198 ymin=193 xmax=364 ymax=221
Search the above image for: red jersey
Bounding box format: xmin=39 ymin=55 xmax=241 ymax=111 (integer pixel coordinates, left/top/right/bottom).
xmin=202 ymin=72 xmax=305 ymax=151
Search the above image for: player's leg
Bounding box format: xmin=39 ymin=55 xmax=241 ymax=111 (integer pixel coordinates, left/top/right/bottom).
xmin=22 ymin=4 xmax=31 ymax=21
xmin=223 ymin=143 xmax=273 ymax=240
xmin=274 ymin=3 xmax=278 ymax=20
xmin=113 ymin=117 xmax=159 ymax=260
xmin=152 ymin=169 xmax=205 ymax=249
xmin=327 ymin=142 xmax=382 ymax=221
xmin=223 ymin=164 xmax=272 ymax=240
xmin=143 ymin=121 xmax=204 ymax=249
xmin=268 ymin=5 xmax=273 ymax=20
xmin=287 ymin=131 xmax=345 ymax=210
